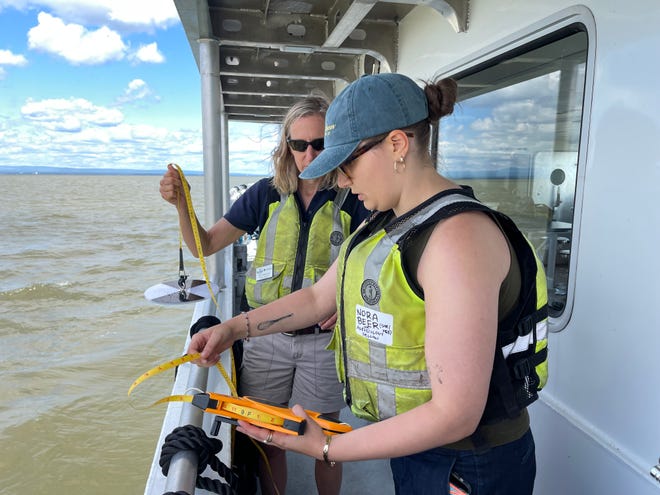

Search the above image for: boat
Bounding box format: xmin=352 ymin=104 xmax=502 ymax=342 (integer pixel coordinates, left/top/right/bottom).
xmin=145 ymin=1 xmax=660 ymax=493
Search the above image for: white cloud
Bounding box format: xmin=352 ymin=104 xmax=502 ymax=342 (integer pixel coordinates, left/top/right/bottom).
xmin=130 ymin=42 xmax=165 ymax=64
xmin=129 ymin=123 xmax=169 ymax=140
xmin=21 ymin=97 xmax=125 ymax=131
xmin=28 ymin=12 xmax=127 ymax=65
xmin=0 ymin=0 xmax=29 ymax=12
xmin=0 ymin=49 xmax=28 ymax=79
xmin=0 ymin=95 xmax=201 ymax=170
xmin=471 ymin=117 xmax=494 ymax=132
xmin=104 ymin=0 xmax=179 ymax=29
xmin=0 ymin=49 xmax=28 ymax=66
xmin=0 ymin=0 xmax=178 ymax=31
xmin=27 ymin=13 xmax=167 ymax=66
xmin=127 ymin=79 xmax=150 ymax=97
xmin=0 ymin=111 xmax=205 ymax=171
xmin=116 ymin=79 xmax=160 ymax=105
xmin=1 ymin=103 xmax=279 ymax=172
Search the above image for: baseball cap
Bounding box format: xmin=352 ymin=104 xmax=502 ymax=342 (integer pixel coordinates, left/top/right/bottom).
xmin=299 ymin=73 xmax=429 ymax=179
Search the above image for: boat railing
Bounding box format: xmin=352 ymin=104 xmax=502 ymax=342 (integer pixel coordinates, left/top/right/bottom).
xmin=144 ymin=298 xmax=234 ymax=495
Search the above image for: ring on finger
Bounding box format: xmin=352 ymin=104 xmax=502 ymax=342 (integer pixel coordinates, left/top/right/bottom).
xmin=263 ymin=431 xmax=273 ymax=444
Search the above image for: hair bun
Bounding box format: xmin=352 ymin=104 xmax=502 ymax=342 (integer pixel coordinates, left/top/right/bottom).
xmin=424 ymin=78 xmax=458 ymax=122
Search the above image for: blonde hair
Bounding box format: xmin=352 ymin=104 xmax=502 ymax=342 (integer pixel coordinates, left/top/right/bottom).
xmin=271 ymin=93 xmax=339 ymax=194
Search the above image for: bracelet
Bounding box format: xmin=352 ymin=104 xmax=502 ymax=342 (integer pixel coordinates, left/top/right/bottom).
xmin=241 ymin=311 xmax=251 ymax=341
xmin=322 ymin=435 xmax=336 ymax=467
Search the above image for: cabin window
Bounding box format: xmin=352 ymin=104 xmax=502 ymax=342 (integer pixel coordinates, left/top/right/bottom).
xmin=440 ymin=27 xmax=588 ymax=317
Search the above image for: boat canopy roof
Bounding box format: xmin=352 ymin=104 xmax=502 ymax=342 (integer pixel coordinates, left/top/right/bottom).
xmin=174 ymin=0 xmax=469 ymax=123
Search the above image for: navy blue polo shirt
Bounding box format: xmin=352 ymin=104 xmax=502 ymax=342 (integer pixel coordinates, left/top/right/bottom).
xmin=224 ymin=177 xmax=369 ymax=235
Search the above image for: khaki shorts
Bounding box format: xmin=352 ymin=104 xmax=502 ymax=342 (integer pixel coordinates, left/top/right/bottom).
xmin=238 ymin=331 xmax=345 ymax=413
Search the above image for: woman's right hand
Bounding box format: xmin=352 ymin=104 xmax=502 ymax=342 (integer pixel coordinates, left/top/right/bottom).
xmin=188 ymin=322 xmax=240 ymax=367
xmin=159 ymin=163 xmax=187 ymax=206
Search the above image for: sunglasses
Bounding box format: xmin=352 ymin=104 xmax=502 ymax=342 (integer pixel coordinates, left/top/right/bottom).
xmin=337 ymin=132 xmax=415 ymax=180
xmin=287 ymin=137 xmax=324 ymax=152
xmin=337 ymin=136 xmax=387 ymax=179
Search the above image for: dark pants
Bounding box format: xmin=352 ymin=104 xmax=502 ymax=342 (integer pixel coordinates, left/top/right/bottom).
xmin=390 ymin=429 xmax=536 ymax=495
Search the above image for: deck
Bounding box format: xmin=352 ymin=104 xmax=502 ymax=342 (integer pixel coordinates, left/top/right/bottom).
xmin=280 ymin=408 xmax=395 ymax=495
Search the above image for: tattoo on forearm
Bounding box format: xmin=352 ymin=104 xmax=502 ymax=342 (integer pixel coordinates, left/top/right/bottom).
xmin=257 ymin=313 xmax=293 ymax=332
xmin=433 ymin=363 xmax=444 ymax=384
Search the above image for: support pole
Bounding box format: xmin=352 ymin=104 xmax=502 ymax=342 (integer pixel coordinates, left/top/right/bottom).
xmin=198 ymin=37 xmax=228 ymax=282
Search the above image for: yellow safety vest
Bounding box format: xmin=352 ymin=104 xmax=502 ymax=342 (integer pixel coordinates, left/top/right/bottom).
xmin=246 ymin=190 xmax=351 ymax=308
xmin=332 ymin=190 xmax=548 ymax=423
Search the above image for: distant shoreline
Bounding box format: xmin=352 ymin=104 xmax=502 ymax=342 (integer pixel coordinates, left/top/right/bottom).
xmin=0 ymin=165 xmax=534 ymax=180
xmin=0 ymin=166 xmax=266 ymax=177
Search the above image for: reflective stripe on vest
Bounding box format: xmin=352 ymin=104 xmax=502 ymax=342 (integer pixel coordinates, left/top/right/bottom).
xmin=247 ymin=189 xmax=350 ymax=308
xmin=501 ymin=242 xmax=548 ymax=363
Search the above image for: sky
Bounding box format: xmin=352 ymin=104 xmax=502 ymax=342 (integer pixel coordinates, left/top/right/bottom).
xmin=0 ymin=2 xmax=582 ymax=179
xmin=0 ymin=0 xmax=277 ymax=174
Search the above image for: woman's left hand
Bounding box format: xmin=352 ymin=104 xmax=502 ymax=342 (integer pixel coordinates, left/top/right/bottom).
xmin=237 ymin=405 xmax=328 ymax=460
xmin=318 ymin=313 xmax=338 ymax=330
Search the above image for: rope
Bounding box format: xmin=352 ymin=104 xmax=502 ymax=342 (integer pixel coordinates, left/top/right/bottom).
xmin=159 ymin=425 xmax=240 ymax=495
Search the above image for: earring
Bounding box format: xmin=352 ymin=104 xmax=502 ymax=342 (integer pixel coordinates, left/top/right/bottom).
xmin=394 ymin=156 xmax=406 ymax=173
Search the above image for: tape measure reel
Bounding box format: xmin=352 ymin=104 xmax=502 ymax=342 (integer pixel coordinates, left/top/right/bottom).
xmin=128 ymin=354 xmax=351 ymax=436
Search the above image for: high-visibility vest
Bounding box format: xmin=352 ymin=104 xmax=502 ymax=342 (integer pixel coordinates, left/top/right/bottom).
xmin=333 ymin=189 xmax=548 ymax=423
xmin=246 ymin=189 xmax=350 ymax=308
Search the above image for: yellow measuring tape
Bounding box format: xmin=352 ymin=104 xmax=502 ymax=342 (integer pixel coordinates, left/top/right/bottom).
xmin=128 ymin=355 xmax=282 ymax=429
xmin=128 ymin=352 xmax=237 ymax=398
xmin=171 ymin=163 xmax=219 ymax=310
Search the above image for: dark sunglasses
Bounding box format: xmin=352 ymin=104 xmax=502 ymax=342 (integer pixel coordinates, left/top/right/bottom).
xmin=344 ymin=136 xmax=387 ymax=166
xmin=337 ymin=136 xmax=388 ymax=179
xmin=287 ymin=137 xmax=324 ymax=152
xmin=338 ymin=132 xmax=414 ymax=179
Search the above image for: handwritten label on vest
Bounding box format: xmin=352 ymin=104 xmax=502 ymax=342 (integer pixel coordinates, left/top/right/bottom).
xmin=256 ymin=264 xmax=273 ymax=281
xmin=355 ymin=304 xmax=393 ymax=345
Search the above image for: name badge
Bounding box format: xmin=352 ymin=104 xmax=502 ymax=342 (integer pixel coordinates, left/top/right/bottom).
xmin=355 ymin=304 xmax=393 ymax=345
xmin=256 ymin=264 xmax=273 ymax=281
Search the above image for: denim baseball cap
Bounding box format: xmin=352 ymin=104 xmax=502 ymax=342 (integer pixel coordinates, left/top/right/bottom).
xmin=299 ymin=73 xmax=428 ymax=179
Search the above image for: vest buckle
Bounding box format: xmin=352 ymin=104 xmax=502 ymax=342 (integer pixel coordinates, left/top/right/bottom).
xmin=516 ymin=314 xmax=535 ymax=336
xmin=513 ymin=357 xmax=532 ymax=380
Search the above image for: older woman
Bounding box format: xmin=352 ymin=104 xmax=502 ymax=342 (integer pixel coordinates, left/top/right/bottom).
xmin=160 ymin=94 xmax=369 ymax=495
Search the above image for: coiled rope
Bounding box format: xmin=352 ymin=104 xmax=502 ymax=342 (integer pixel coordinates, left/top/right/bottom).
xmin=159 ymin=425 xmax=239 ymax=495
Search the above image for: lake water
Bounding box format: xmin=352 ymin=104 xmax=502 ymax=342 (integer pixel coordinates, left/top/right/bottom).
xmin=0 ymin=174 xmax=254 ymax=494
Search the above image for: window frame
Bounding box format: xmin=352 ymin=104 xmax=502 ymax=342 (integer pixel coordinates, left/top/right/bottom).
xmin=434 ymin=6 xmax=596 ymax=332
